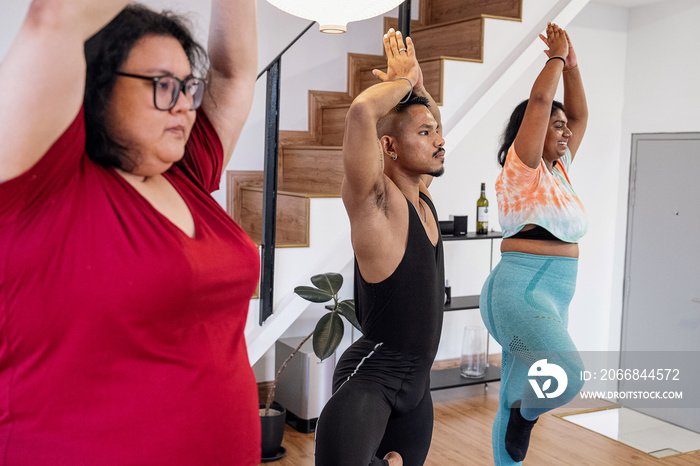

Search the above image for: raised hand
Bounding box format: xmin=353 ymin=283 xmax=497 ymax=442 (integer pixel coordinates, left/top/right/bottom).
xmin=538 ymin=22 xmax=568 ymax=61
xmin=372 ymin=29 xmax=421 ymax=89
xmin=562 ymin=30 xmax=577 ymax=69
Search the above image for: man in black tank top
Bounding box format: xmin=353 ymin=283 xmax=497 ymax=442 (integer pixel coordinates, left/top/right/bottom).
xmin=314 ymin=29 xmax=446 ymax=466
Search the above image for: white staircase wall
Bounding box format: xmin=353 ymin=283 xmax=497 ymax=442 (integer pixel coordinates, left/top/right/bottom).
xmin=440 ymin=0 xmax=591 ymax=142
xmin=439 ymin=0 xmax=560 ymax=129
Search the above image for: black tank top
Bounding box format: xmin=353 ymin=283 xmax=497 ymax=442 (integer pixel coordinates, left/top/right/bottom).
xmin=353 ymin=192 xmax=445 ymax=359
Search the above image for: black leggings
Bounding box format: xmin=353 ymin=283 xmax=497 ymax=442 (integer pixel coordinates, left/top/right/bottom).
xmin=314 ymin=379 xmax=434 ymax=466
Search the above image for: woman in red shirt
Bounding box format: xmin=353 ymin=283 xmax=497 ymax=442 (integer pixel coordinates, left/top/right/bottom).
xmin=0 ymin=1 xmax=260 ymax=464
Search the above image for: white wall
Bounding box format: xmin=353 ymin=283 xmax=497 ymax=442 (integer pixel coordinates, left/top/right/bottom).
xmin=565 ymin=3 xmax=629 ymax=352
xmin=610 ymin=0 xmax=700 ymax=351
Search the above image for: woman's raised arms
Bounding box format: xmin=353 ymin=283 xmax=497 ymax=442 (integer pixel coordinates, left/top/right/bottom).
xmin=201 ymin=0 xmax=258 ymax=165
xmin=512 ymin=23 xmax=569 ymax=168
xmin=0 ymin=0 xmax=131 ymax=182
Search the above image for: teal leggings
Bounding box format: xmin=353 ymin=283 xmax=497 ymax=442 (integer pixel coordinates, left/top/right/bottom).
xmin=480 ymin=252 xmax=585 ymax=465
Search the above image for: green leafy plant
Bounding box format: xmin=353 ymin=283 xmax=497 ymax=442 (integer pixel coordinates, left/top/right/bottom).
xmin=263 ymin=272 xmax=360 ymax=416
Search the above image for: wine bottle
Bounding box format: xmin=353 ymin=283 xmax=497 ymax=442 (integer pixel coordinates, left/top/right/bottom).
xmin=476 ymin=183 xmax=489 ymax=234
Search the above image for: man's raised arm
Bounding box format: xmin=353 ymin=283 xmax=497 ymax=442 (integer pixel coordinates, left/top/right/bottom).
xmin=341 ymin=29 xmax=421 ymax=206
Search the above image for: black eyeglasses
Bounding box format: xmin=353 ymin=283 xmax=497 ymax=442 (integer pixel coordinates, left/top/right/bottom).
xmin=116 ymin=72 xmax=206 ymax=111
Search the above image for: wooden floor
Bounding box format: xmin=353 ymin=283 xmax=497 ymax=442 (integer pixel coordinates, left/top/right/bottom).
xmin=264 ymin=381 xmax=700 ymax=465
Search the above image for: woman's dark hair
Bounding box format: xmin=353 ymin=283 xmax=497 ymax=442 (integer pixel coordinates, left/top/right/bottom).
xmin=496 ymin=99 xmax=565 ymax=167
xmin=83 ymin=4 xmax=208 ymax=170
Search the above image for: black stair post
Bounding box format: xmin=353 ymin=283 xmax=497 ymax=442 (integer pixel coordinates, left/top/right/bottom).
xmin=398 ymin=0 xmax=411 ymax=38
xmin=259 ymin=58 xmax=281 ymax=325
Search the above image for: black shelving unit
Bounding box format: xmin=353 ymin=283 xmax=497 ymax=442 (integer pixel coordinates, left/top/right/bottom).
xmin=441 ymin=231 xmax=503 ymax=241
xmin=430 ymin=230 xmax=502 ymax=391
xmin=431 ymin=364 xmax=501 ymax=390
xmin=443 ymin=294 xmax=480 ymax=312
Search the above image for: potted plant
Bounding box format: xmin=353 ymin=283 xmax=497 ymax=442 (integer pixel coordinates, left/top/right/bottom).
xmin=260 ymin=272 xmax=360 ymax=461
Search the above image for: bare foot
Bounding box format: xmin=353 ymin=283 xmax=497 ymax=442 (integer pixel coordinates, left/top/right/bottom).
xmin=383 ymin=451 xmax=403 ymax=466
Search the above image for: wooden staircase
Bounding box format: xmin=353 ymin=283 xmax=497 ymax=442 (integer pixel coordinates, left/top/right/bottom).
xmin=227 ymin=0 xmax=523 ymax=248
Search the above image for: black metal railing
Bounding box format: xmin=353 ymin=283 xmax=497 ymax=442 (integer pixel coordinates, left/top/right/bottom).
xmin=257 ymin=21 xmax=315 ymax=325
xmin=399 ymin=0 xmax=411 ymax=38
xmin=256 ymin=3 xmax=410 ymax=325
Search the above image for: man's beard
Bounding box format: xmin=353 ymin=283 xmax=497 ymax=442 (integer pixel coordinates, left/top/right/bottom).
xmin=429 ymin=166 xmax=445 ymax=177
xmin=429 ymin=148 xmax=445 ymax=177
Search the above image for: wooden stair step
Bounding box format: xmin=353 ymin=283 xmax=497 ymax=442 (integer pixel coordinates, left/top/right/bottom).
xmin=239 ymin=186 xmax=309 ymax=248
xmin=319 ymin=104 xmax=351 ymax=147
xmin=425 ymin=0 xmax=522 ymax=25
xmin=279 ymin=91 xmax=352 ymax=147
xmin=384 ymin=16 xmax=487 ymax=62
xmin=279 ymin=146 xmax=344 ymax=196
xmin=317 ymin=52 xmax=443 ymax=146
xmin=352 ymin=54 xmax=444 ymax=105
xmin=347 ymin=53 xmax=386 ymax=99
xmin=227 ymin=171 xmax=310 ymax=248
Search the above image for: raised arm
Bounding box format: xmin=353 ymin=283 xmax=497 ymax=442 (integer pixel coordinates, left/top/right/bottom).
xmin=372 ymin=32 xmax=441 ymax=189
xmin=0 ymin=0 xmax=131 ymax=183
xmin=560 ymin=31 xmax=587 ymax=160
xmin=513 ymin=23 xmax=569 ymax=169
xmin=342 ymin=29 xmax=420 ymax=206
xmin=202 ymin=0 xmax=258 ymax=165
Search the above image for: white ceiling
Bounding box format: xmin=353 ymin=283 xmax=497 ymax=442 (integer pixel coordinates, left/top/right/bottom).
xmin=592 ymin=0 xmax=671 ymax=7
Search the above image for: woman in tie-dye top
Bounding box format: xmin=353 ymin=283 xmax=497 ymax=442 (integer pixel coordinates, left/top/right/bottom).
xmin=480 ymin=23 xmax=588 ymax=465
xmin=496 ymin=138 xmax=587 ymax=242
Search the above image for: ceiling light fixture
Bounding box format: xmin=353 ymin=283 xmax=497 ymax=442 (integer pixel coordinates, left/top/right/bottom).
xmin=266 ymin=0 xmax=405 ymax=34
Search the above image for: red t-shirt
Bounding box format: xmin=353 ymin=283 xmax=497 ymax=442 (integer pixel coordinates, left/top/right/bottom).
xmin=0 ymin=108 xmax=261 ymax=465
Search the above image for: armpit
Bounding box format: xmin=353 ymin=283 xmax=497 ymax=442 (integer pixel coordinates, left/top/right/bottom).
xmin=373 ymin=180 xmax=389 ymax=218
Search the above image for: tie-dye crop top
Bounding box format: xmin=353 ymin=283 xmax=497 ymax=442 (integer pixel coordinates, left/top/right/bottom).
xmin=496 ymin=145 xmax=587 ymax=243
